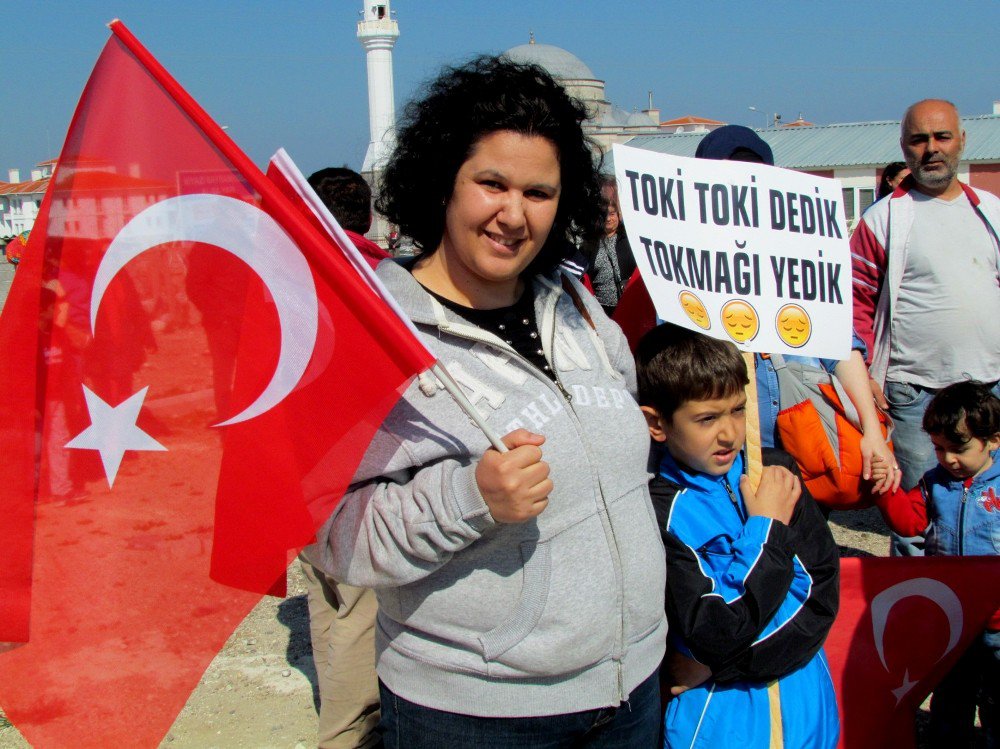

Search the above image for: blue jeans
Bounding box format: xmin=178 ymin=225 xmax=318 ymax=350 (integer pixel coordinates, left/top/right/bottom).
xmin=378 ymin=671 xmax=661 ymax=749
xmin=885 ymin=381 xmax=939 ymax=492
xmin=884 ymin=380 xmax=936 ymax=556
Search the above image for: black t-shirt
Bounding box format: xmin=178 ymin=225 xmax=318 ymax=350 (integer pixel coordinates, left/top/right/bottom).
xmin=422 ymin=284 xmax=556 ymax=382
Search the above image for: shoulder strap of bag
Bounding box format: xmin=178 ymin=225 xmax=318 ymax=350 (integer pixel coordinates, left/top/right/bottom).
xmin=770 ymin=352 xmax=864 ymax=431
xmin=560 ymin=273 xmax=596 ymax=330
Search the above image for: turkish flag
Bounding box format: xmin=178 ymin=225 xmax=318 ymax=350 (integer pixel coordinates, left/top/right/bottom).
xmin=611 ymin=269 xmax=655 ymax=353
xmin=827 ymin=557 xmax=1000 ymax=748
xmin=0 ymin=20 xmax=433 ymax=748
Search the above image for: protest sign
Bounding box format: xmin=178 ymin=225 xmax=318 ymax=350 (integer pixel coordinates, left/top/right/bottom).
xmin=613 ymin=144 xmax=852 ymax=360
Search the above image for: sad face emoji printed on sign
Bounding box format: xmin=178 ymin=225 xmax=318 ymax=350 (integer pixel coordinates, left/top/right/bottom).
xmin=776 ymin=304 xmax=812 ymax=348
xmin=679 ymin=291 xmax=711 ymax=330
xmin=720 ymin=299 xmax=759 ymax=344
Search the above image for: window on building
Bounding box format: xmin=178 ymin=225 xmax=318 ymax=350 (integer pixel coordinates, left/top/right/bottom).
xmin=858 ymin=188 xmax=875 ymax=216
xmin=842 ymin=187 xmax=856 ymax=224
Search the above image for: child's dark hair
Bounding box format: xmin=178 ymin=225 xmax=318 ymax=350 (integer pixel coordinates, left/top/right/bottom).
xmin=636 ymin=322 xmax=749 ymax=420
xmin=307 ymin=167 xmax=372 ymax=235
xmin=376 ymin=55 xmax=604 ymax=274
xmin=923 ymin=381 xmax=1000 ymax=444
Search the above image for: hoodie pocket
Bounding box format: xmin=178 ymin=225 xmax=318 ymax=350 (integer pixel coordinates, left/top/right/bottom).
xmin=478 ymin=539 xmax=551 ymax=662
xmin=610 ymin=484 xmax=668 ymax=640
xmin=475 ymin=515 xmax=620 ymax=677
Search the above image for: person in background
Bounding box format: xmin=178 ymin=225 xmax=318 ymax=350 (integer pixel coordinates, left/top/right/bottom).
xmin=581 ymin=176 xmax=635 ymax=316
xmin=308 ymin=167 xmax=390 ymax=269
xmin=871 ymin=381 xmax=1000 ymax=747
xmin=386 ymin=224 xmax=400 ymax=254
xmin=876 ymin=161 xmax=910 ymax=201
xmin=851 ymin=99 xmax=1000 ymax=555
xmin=299 ymin=165 xmax=390 ymax=749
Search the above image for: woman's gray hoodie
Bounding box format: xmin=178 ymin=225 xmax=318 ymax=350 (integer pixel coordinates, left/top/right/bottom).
xmin=317 ymin=261 xmax=666 ymax=717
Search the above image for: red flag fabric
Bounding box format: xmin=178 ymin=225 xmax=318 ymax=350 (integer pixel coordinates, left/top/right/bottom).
xmin=0 ymin=20 xmax=433 ymax=748
xmin=827 ymin=556 xmax=1000 ymax=748
xmin=0 ymin=203 xmax=51 ymax=647
xmin=610 ymin=269 xmax=655 ymax=353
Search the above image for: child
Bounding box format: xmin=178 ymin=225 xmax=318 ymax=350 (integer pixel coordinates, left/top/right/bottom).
xmin=635 ymin=323 xmax=840 ymax=748
xmin=871 ymin=381 xmax=1000 ymax=746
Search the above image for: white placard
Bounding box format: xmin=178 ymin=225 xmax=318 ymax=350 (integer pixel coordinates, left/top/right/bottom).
xmin=613 ymin=144 xmax=852 ymax=360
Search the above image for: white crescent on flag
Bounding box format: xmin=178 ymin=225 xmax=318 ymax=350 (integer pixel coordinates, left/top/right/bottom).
xmin=870 ymin=577 xmax=962 ymax=675
xmin=90 ymin=193 xmax=319 ymax=426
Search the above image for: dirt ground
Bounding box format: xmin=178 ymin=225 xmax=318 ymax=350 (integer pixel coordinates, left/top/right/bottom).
xmin=0 ymin=507 xmax=905 ymax=749
xmin=0 ymin=562 xmax=318 ymax=749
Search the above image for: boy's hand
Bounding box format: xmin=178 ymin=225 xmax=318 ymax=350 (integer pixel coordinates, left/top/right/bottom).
xmin=476 ymin=429 xmax=552 ymax=523
xmin=666 ymin=650 xmax=712 ymax=696
xmin=741 ymin=466 xmax=800 ymax=525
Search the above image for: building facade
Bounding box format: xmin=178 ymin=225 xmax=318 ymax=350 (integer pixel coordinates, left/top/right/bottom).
xmin=625 ymin=107 xmax=1000 ymax=231
xmin=0 ymin=160 xmax=55 ymax=237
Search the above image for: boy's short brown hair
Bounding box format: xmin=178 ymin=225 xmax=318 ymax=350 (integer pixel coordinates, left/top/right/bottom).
xmin=636 ymin=322 xmax=749 ymax=420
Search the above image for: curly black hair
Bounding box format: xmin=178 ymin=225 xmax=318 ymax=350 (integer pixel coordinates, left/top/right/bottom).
xmin=376 ymin=55 xmax=604 ymax=275
xmin=923 ymin=381 xmax=1000 ymax=444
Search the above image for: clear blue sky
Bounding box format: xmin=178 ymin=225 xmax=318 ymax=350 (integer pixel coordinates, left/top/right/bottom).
xmin=3 ymin=1 xmax=998 ymax=178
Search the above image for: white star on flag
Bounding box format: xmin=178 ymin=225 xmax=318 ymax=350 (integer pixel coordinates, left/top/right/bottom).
xmin=66 ymin=385 xmax=167 ymax=487
xmin=891 ymin=669 xmax=919 ymax=704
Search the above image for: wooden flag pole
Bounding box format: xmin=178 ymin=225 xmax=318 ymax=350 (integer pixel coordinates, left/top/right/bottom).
xmin=742 ymin=352 xmax=763 ymax=491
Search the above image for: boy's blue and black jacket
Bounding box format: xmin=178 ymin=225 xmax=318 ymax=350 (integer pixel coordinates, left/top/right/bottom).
xmin=653 ymin=448 xmax=840 ymax=748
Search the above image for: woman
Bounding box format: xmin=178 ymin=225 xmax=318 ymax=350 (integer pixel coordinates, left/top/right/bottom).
xmin=582 ymin=177 xmax=636 ymax=317
xmin=319 ymin=57 xmax=666 ymax=747
xmin=876 ymin=161 xmax=910 ymax=201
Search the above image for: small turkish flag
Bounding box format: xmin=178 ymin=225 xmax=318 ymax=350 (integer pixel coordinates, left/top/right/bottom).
xmin=827 ymin=556 xmax=1000 ymax=748
xmin=0 ymin=20 xmax=433 ymax=748
xmin=611 ymin=269 xmax=655 ymax=353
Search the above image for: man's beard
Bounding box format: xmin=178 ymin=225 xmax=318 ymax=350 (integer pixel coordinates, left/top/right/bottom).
xmin=908 ymin=155 xmax=958 ymax=190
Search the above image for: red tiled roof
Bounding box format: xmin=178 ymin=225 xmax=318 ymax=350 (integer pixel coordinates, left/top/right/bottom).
xmin=660 ymin=114 xmax=726 ymax=126
xmin=0 ymin=165 xmax=169 ymax=195
xmin=782 ymin=118 xmax=815 ymax=128
xmin=0 ymin=178 xmax=49 ymax=196
xmin=58 ymin=155 xmax=116 ymax=170
xmin=62 ymin=171 xmax=169 ymax=192
xmin=0 ymin=171 xmax=169 ymax=197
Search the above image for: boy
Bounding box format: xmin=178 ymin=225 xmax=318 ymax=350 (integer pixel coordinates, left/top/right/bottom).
xmin=871 ymin=381 xmax=1000 ymax=746
xmin=635 ymin=323 xmax=840 ymax=748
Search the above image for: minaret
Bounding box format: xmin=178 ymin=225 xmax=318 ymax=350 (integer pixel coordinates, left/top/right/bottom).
xmin=357 ymin=2 xmax=399 ymax=174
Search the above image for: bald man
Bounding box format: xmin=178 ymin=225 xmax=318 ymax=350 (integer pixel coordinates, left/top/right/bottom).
xmin=851 ymin=99 xmax=1000 ymax=546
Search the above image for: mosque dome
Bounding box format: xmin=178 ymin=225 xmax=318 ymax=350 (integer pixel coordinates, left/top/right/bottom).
xmin=626 ymin=111 xmax=657 ymax=127
xmin=504 ymin=41 xmax=598 ymax=82
xmin=599 ymin=107 xmax=632 ymax=127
